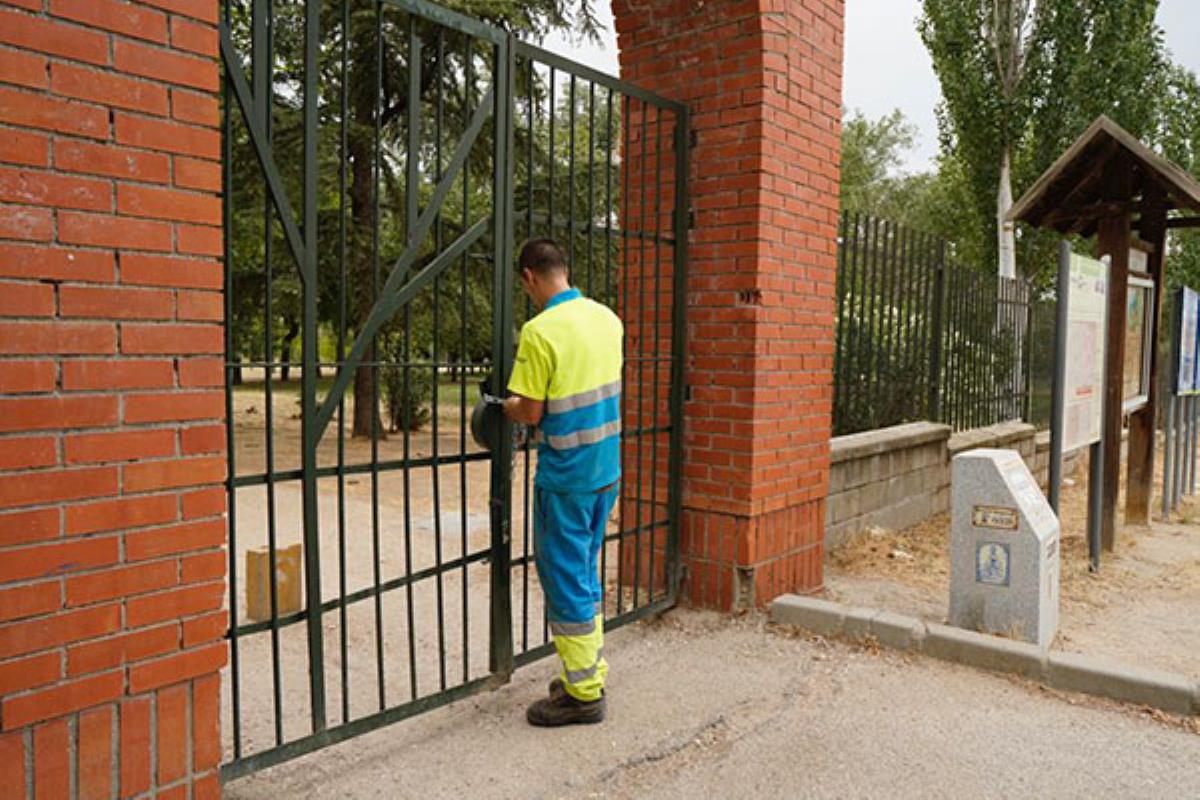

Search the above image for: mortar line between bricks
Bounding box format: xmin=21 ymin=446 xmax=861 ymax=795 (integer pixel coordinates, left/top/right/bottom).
xmin=68 ymin=713 xmax=77 ymax=800
xmin=110 ymin=697 xmax=119 ymax=800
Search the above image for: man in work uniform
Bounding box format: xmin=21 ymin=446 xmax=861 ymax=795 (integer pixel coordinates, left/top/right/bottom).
xmin=502 ymin=238 xmax=623 ymax=726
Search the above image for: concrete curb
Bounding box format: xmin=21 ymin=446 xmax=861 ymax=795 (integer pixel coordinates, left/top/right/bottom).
xmin=770 ymin=594 xmax=1200 ymax=718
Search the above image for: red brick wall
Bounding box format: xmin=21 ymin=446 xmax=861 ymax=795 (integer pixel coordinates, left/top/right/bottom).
xmin=0 ymin=0 xmax=226 ymax=797
xmin=614 ymin=0 xmax=844 ymax=608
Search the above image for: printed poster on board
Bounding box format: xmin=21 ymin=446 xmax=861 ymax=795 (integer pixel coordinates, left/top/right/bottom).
xmin=1062 ymin=253 xmax=1108 ymax=452
xmin=1179 ymin=287 xmax=1199 ymax=395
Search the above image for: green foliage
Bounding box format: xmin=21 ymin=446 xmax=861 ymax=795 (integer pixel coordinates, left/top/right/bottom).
xmin=1160 ymin=65 xmax=1200 ymax=294
xmin=225 ymin=0 xmax=606 ymax=438
xmin=917 ymin=0 xmax=1168 ymax=282
xmin=840 ymin=109 xmax=917 ymax=217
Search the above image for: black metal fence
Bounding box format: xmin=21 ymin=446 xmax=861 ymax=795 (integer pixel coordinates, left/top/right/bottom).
xmin=220 ymin=0 xmax=686 ymax=780
xmin=834 ymin=212 xmax=1036 ymax=436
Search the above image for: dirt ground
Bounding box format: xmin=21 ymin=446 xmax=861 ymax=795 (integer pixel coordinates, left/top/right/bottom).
xmin=223 ymin=610 xmax=1200 ymax=799
xmin=223 ymin=379 xmax=668 ymax=760
xmin=827 ymin=456 xmax=1200 ymax=679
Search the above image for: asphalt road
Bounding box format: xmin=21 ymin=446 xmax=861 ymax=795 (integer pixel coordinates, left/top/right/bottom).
xmin=224 ymin=610 xmax=1200 ymax=799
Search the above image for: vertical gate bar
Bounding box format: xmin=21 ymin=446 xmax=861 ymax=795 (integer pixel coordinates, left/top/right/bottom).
xmin=930 ymin=234 xmax=941 ymax=418
xmin=459 ymin=37 xmax=471 ymax=682
xmin=974 ymin=273 xmax=984 ymax=424
xmin=605 ymin=89 xmax=614 ymax=310
xmin=1007 ymin=280 xmax=1015 ymax=417
xmin=402 ymin=14 xmax=421 ymax=701
xmin=432 ymin=27 xmax=448 ymax=692
xmin=906 ymin=228 xmax=920 ymax=420
xmin=979 ymin=276 xmax=989 ymax=427
xmin=616 ymin=92 xmax=630 ymax=617
xmin=918 ymin=234 xmax=933 ymax=419
xmin=890 ymin=223 xmax=905 ymax=420
xmin=1024 ymin=282 xmax=1035 ymax=423
xmin=301 ymin=0 xmax=328 ymax=734
xmin=542 ymin=65 xmax=554 ymax=645
xmin=336 ymin=0 xmax=351 ymax=725
xmin=833 ymin=211 xmax=848 ymax=432
xmin=488 ymin=33 xmax=516 ymax=678
xmin=845 ymin=213 xmax=862 ymax=431
xmin=878 ymin=220 xmax=895 ymax=427
xmin=600 ymin=86 xmax=614 ymax=612
xmin=567 ymin=74 xmax=576 ymax=269
xmin=547 ymin=68 xmax=555 ymax=235
xmin=666 ymin=106 xmax=689 ymax=599
xmin=962 ymin=270 xmax=974 ymax=428
xmin=633 ymin=99 xmax=648 ymax=609
xmin=1008 ymin=280 xmax=1016 ymax=418
xmin=253 ymin=0 xmax=284 ymax=747
xmin=370 ymin=0 xmax=385 ymax=711
xmin=647 ymin=105 xmax=662 ymax=601
xmin=586 ymin=82 xmax=595 ymax=297
xmin=995 ymin=278 xmax=1004 ymax=420
xmin=895 ymin=226 xmax=909 ymax=419
xmin=220 ymin=10 xmax=243 ymax=757
xmin=946 ymin=262 xmax=959 ymax=429
xmin=955 ymin=268 xmax=968 ymax=429
xmin=862 ymin=218 xmax=880 ymax=429
xmin=969 ymin=274 xmax=979 ymax=428
xmin=893 ymin=224 xmax=906 ymax=418
xmin=982 ymin=275 xmax=991 ymax=425
xmin=916 ymin=233 xmax=930 ymax=420
xmin=521 ymin=58 xmax=535 ymax=652
xmin=992 ymin=277 xmax=999 ymax=423
xmin=1185 ymin=395 xmax=1195 ymax=494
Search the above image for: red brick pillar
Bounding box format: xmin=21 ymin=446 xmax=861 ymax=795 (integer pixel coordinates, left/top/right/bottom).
xmin=0 ymin=1 xmax=227 ymax=797
xmin=614 ymin=0 xmax=843 ymax=609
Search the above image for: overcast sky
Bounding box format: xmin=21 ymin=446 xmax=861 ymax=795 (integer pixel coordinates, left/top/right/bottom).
xmin=547 ymin=1 xmax=1199 ymax=173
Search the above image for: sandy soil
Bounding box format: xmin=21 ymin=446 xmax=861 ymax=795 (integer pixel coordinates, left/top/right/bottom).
xmin=827 ymin=456 xmax=1200 ymax=679
xmin=223 ymin=380 xmax=669 ymax=761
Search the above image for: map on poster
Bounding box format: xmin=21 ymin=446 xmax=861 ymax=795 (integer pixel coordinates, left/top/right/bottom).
xmin=1178 ymin=287 xmax=1199 ymax=395
xmin=1062 ymin=253 xmax=1108 ymax=452
xmin=1123 ymin=276 xmax=1154 ymax=410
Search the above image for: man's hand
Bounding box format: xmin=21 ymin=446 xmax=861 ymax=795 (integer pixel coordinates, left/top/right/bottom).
xmin=503 ymin=394 xmax=544 ymax=426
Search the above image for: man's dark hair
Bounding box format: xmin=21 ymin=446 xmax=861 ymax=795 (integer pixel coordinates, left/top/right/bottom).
xmin=518 ymin=238 xmax=568 ymax=276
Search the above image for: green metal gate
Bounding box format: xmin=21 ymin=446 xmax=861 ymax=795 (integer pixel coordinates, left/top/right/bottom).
xmin=219 ymin=0 xmax=688 ymax=779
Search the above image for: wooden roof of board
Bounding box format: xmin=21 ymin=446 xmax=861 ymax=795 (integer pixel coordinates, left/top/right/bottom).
xmin=1008 ymin=115 xmax=1200 ymax=237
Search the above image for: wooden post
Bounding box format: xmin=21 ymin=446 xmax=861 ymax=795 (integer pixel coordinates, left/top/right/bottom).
xmin=1097 ymin=163 xmax=1133 ymax=552
xmin=1125 ymin=202 xmax=1168 ymax=525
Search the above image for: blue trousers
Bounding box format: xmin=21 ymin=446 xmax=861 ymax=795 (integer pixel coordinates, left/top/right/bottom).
xmin=534 ymin=484 xmax=617 ymax=701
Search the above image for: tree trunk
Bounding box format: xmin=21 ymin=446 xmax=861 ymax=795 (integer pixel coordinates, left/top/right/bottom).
xmin=348 ymin=0 xmax=384 ymax=440
xmin=997 ymin=147 xmax=1017 ymax=279
xmin=279 ymin=319 xmax=300 ymax=383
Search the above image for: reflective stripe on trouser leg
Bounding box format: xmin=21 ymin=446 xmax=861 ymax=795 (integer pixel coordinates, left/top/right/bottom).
xmin=534 ymin=485 xmax=618 ymax=702
xmin=554 ymin=614 xmax=607 ymax=701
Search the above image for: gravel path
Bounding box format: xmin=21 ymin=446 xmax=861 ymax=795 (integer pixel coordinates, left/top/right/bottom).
xmin=224 ymin=610 xmax=1200 ymax=799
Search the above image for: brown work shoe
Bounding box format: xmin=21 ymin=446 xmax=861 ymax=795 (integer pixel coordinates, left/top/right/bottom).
xmin=526 ymin=691 xmax=606 ymax=727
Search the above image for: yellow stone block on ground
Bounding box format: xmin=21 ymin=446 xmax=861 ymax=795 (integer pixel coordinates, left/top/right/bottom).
xmin=246 ymin=543 xmax=303 ymax=622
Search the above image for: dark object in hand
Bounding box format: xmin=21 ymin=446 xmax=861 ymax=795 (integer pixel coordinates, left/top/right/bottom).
xmin=470 ymin=398 xmax=529 ymax=453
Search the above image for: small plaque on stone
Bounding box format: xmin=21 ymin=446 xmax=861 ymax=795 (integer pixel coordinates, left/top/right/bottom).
xmin=949 ymin=449 xmax=1060 ymax=648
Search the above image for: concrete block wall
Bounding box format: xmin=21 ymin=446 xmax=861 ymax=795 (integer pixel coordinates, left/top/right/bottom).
xmin=0 ymin=1 xmax=227 ymax=797
xmin=826 ymin=420 xmax=1065 ymax=549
